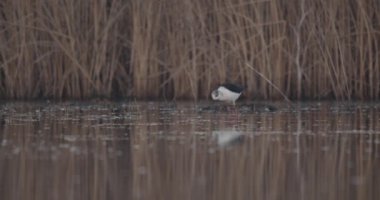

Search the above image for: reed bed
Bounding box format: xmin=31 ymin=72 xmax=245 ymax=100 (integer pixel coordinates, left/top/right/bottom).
xmin=0 ymin=0 xmax=379 ymax=100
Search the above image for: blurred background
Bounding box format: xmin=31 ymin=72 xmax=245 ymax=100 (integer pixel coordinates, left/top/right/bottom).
xmin=0 ymin=0 xmax=379 ymax=100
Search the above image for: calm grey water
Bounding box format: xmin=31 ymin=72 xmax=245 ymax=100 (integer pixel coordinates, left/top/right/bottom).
xmin=0 ymin=101 xmax=379 ymax=200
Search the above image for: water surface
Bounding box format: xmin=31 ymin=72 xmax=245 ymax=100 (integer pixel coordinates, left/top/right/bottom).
xmin=0 ymin=101 xmax=379 ymax=200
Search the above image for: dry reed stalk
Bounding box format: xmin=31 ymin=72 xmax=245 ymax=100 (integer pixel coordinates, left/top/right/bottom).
xmin=0 ymin=0 xmax=126 ymax=99
xmin=0 ymin=0 xmax=379 ymax=100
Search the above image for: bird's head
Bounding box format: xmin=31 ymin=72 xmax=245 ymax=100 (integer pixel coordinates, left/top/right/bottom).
xmin=211 ymin=89 xmax=220 ymax=100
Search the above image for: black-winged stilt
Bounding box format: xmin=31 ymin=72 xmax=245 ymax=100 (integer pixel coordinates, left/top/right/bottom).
xmin=211 ymin=83 xmax=244 ymax=105
xmin=211 ymin=83 xmax=244 ymax=118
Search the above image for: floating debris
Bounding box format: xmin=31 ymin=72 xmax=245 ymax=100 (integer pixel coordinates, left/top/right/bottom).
xmin=198 ymin=102 xmax=278 ymax=113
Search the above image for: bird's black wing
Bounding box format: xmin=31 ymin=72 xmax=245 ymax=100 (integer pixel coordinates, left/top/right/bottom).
xmin=221 ymin=83 xmax=244 ymax=93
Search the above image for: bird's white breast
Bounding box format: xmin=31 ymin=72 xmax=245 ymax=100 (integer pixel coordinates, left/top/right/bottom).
xmin=215 ymin=86 xmax=241 ymax=103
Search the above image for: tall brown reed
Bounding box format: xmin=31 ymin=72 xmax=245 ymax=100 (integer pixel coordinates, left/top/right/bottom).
xmin=0 ymin=0 xmax=379 ymax=100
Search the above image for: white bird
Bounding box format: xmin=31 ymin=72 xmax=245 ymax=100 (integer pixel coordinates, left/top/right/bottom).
xmin=211 ymin=83 xmax=244 ymax=105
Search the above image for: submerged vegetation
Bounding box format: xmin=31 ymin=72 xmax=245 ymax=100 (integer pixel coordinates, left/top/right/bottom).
xmin=0 ymin=0 xmax=379 ymax=100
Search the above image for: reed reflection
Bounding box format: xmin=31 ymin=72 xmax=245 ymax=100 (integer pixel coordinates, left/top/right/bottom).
xmin=0 ymin=102 xmax=379 ymax=200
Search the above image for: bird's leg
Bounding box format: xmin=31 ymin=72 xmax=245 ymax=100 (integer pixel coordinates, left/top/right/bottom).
xmin=233 ymin=101 xmax=239 ymax=120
